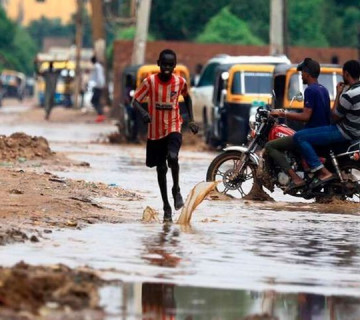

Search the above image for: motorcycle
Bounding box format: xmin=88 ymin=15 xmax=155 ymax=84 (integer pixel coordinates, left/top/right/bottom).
xmin=206 ymin=107 xmax=360 ymax=201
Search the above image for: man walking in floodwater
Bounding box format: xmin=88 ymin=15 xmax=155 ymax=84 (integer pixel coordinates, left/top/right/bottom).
xmin=132 ymin=49 xmax=199 ymax=222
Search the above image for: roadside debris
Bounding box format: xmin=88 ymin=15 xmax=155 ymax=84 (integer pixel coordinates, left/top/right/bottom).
xmin=142 ymin=206 xmax=160 ymax=223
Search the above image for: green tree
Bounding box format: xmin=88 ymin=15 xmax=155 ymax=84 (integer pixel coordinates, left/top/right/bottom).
xmin=288 ymin=0 xmax=329 ymax=47
xmin=0 ymin=7 xmax=16 ymax=49
xmin=150 ymin=0 xmax=228 ymax=40
xmin=229 ymin=0 xmax=270 ymax=43
xmin=0 ymin=7 xmax=37 ymax=74
xmin=342 ymin=6 xmax=360 ymax=47
xmin=11 ymin=27 xmax=37 ymax=74
xmin=27 ymin=17 xmax=73 ymax=49
xmin=196 ymin=7 xmax=264 ymax=45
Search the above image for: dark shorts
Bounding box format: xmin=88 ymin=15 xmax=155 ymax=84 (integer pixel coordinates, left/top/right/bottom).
xmin=146 ymin=132 xmax=182 ymax=168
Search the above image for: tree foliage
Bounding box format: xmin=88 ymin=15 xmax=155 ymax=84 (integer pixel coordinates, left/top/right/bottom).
xmin=148 ymin=0 xmax=360 ymax=48
xmin=0 ymin=7 xmax=36 ymax=74
xmin=228 ymin=0 xmax=270 ymax=43
xmin=288 ymin=0 xmax=329 ymax=47
xmin=196 ymin=7 xmax=264 ymax=45
xmin=150 ymin=0 xmax=229 ymax=40
xmin=27 ymin=17 xmax=73 ymax=49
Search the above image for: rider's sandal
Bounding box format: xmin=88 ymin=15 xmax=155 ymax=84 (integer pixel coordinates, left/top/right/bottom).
xmin=309 ymin=175 xmax=335 ymax=190
xmin=284 ymin=180 xmax=306 ymax=194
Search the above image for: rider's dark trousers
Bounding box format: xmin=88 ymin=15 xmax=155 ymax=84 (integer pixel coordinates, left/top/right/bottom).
xmin=265 ymin=136 xmax=295 ymax=172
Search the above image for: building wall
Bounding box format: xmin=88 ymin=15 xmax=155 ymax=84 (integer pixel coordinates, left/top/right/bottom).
xmin=112 ymin=40 xmax=358 ymax=109
xmin=4 ymin=0 xmax=91 ymax=25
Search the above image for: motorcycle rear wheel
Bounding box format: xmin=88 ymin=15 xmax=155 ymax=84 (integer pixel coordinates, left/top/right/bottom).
xmin=206 ymin=151 xmax=257 ymax=199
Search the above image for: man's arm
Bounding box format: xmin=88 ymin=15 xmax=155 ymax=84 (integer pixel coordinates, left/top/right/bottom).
xmin=271 ymin=107 xmax=313 ymax=122
xmin=332 ymin=82 xmax=346 ymax=122
xmin=183 ymin=93 xmax=198 ymax=134
xmin=132 ymin=98 xmax=151 ymax=123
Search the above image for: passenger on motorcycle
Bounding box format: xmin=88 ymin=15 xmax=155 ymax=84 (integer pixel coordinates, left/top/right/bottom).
xmin=265 ymin=58 xmax=331 ymax=191
xmin=293 ymin=60 xmax=360 ymax=189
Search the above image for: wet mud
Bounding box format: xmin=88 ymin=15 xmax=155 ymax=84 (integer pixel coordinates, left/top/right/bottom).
xmin=0 ymin=167 xmax=140 ymax=246
xmin=243 ymin=183 xmax=275 ymax=202
xmin=107 ymin=130 xmax=213 ymax=152
xmin=259 ymin=198 xmax=360 ymax=215
xmin=0 ymin=229 xmax=29 ymax=246
xmin=0 ymin=132 xmax=52 ymax=162
xmin=0 ymin=262 xmax=106 ymax=320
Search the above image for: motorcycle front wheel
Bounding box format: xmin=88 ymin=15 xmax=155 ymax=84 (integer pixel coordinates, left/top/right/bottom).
xmin=206 ymin=151 xmax=257 ymax=199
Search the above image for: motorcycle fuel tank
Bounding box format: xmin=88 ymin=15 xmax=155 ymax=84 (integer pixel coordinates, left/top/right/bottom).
xmin=268 ymin=124 xmax=295 ymax=141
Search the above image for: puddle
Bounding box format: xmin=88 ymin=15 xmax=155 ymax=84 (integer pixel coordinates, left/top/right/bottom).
xmin=100 ymin=282 xmax=360 ymax=319
xmin=1 ymin=216 xmax=360 ymax=298
xmin=0 ymin=119 xmax=359 ymax=318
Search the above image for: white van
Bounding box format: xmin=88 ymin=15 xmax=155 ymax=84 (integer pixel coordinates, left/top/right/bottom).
xmin=191 ymin=54 xmax=291 ymax=127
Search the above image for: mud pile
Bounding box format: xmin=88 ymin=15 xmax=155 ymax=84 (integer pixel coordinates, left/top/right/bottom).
xmin=0 ymin=229 xmax=29 ymax=246
xmin=0 ymin=132 xmax=52 ymax=161
xmin=0 ymin=262 xmax=103 ymax=316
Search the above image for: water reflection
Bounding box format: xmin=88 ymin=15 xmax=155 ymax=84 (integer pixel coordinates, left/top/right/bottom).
xmin=142 ymin=224 xmax=181 ymax=268
xmin=247 ymin=222 xmax=360 ymax=268
xmin=112 ymin=282 xmax=360 ymax=319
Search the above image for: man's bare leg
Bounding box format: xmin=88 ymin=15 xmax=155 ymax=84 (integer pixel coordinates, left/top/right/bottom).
xmin=157 ymin=164 xmax=172 ymax=222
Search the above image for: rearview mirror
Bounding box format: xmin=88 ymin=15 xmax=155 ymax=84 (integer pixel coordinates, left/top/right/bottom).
xmin=294 ymin=92 xmax=303 ymax=102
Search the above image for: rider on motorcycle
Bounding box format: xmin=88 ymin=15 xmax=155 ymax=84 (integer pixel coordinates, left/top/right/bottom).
xmin=293 ymin=60 xmax=360 ymax=189
xmin=264 ymin=58 xmax=331 ymax=192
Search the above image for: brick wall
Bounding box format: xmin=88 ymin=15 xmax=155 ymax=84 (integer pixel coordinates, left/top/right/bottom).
xmin=112 ymin=40 xmax=358 ymax=109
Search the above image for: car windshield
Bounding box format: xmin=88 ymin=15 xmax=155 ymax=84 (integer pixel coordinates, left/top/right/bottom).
xmin=197 ymin=63 xmax=219 ymax=87
xmin=231 ymin=71 xmax=272 ymax=94
xmin=288 ymin=72 xmax=342 ymax=100
xmin=318 ymin=73 xmax=343 ymax=100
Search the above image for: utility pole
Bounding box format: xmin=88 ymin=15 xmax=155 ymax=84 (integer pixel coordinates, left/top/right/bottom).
xmin=74 ymin=0 xmax=84 ymax=109
xmin=269 ymin=0 xmax=287 ymax=56
xmin=132 ymin=0 xmax=152 ymax=65
xmin=90 ymin=0 xmax=106 ymax=63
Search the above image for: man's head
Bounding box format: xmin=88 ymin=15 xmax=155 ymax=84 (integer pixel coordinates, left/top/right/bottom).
xmin=91 ymin=55 xmax=97 ymax=64
xmin=157 ymin=49 xmax=176 ymax=77
xmin=49 ymin=61 xmax=54 ymax=70
xmin=342 ymin=60 xmax=360 ymax=85
xmin=297 ymin=57 xmax=320 ymax=84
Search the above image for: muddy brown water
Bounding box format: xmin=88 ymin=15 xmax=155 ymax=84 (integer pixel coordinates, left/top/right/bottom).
xmin=0 ymin=107 xmax=360 ymax=319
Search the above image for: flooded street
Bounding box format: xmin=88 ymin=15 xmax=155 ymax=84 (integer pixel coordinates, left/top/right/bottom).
xmin=0 ymin=104 xmax=360 ymax=319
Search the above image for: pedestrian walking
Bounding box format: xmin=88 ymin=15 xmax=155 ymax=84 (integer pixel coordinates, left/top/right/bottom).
xmin=90 ymin=56 xmax=106 ymax=123
xmin=34 ymin=59 xmax=62 ymax=120
xmin=132 ymin=49 xmax=199 ymax=222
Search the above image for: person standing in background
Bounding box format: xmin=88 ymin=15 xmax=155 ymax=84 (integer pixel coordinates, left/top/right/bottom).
xmin=90 ymin=56 xmax=106 ymax=123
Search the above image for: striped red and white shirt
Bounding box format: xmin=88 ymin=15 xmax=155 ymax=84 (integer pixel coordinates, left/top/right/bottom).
xmin=134 ymin=74 xmax=188 ymax=140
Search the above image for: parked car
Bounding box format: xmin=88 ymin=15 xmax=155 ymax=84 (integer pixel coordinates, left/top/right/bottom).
xmin=119 ymin=64 xmax=191 ymax=141
xmin=206 ymin=64 xmax=275 ymax=147
xmin=190 ymin=54 xmax=291 ymax=129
